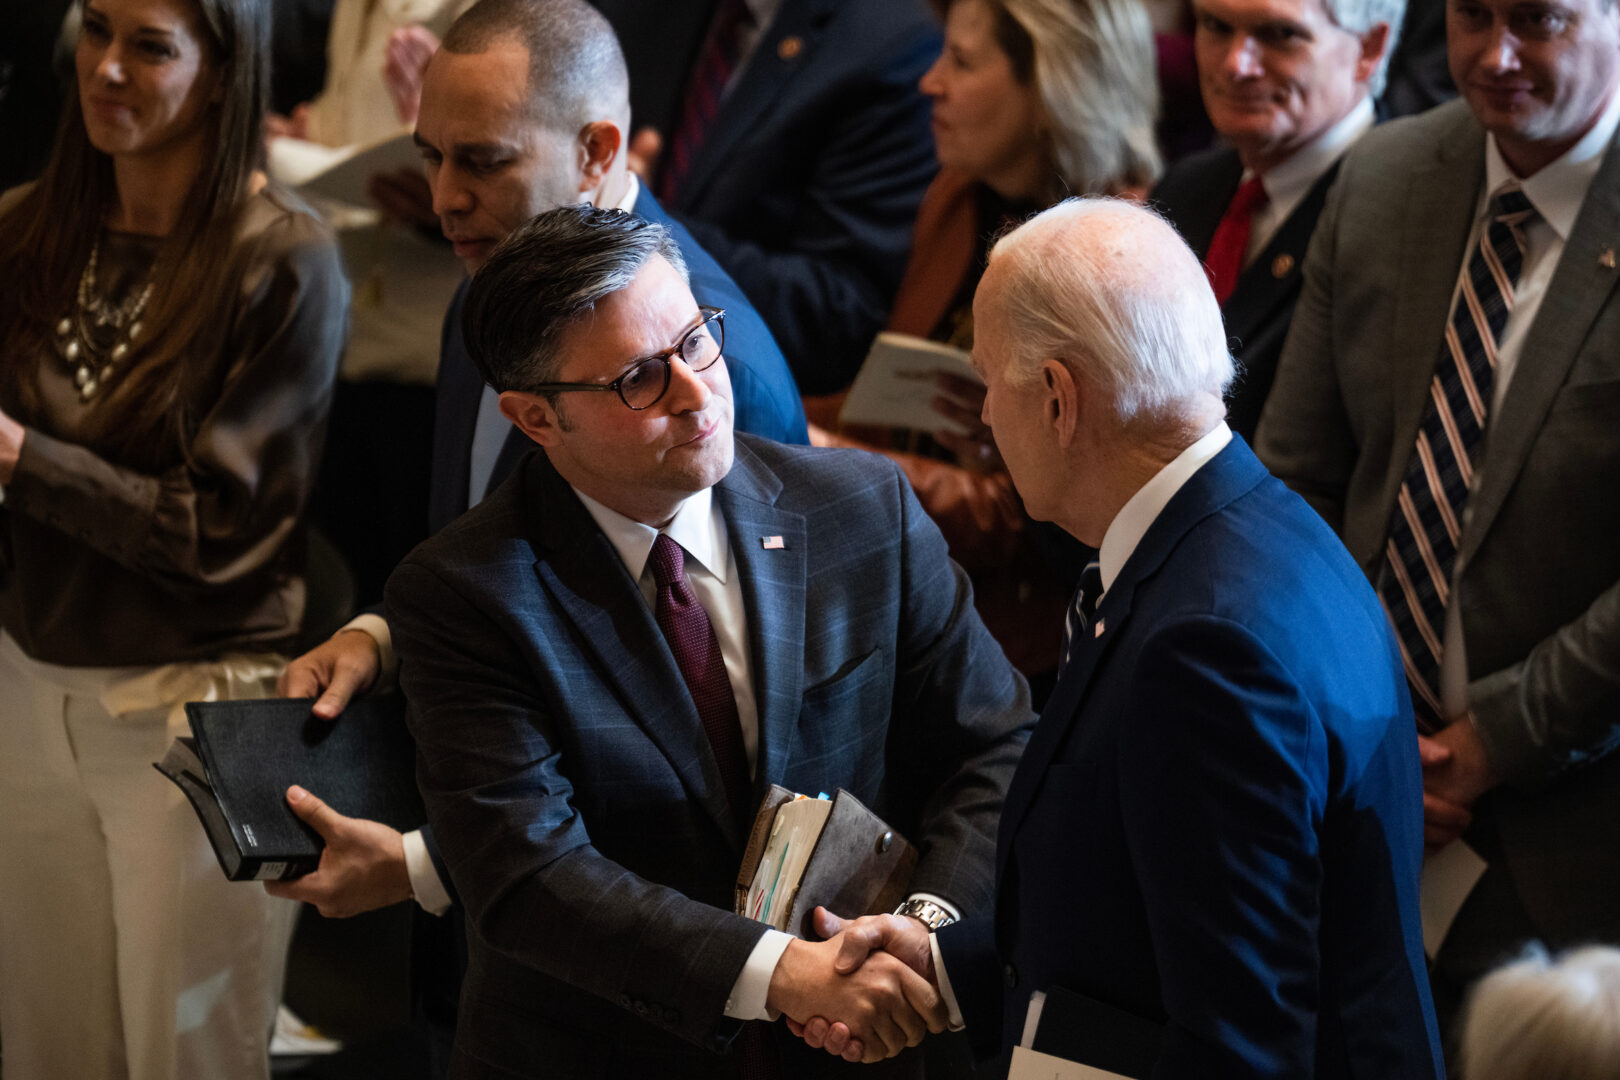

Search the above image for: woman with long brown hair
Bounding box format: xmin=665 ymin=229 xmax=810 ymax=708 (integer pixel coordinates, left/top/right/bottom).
xmin=0 ymin=0 xmax=347 ymax=1075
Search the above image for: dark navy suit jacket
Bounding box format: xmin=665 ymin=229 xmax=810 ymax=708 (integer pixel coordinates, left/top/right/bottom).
xmin=1151 ymin=149 xmax=1339 ymax=441
xmin=428 ymin=186 xmax=807 ymax=535
xmin=938 ymin=437 xmax=1443 ymax=1078
xmin=655 ymin=0 xmax=941 ymax=392
xmin=387 ymin=435 xmax=1033 ymax=1077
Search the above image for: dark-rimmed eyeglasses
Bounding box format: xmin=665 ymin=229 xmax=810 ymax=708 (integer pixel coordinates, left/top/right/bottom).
xmin=527 ymin=307 xmax=726 ymax=411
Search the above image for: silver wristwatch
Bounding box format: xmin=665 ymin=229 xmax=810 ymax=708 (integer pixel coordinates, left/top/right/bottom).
xmin=894 ymin=897 xmax=956 ymax=929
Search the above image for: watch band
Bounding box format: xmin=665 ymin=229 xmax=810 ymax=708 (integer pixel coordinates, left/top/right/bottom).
xmin=894 ymin=897 xmax=956 ymax=929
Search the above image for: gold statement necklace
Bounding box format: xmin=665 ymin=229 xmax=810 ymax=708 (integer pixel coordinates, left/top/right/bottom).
xmin=54 ymin=236 xmax=155 ymax=401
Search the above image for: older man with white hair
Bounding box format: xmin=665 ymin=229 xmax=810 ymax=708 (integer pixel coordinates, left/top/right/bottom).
xmin=800 ymin=198 xmax=1443 ymax=1076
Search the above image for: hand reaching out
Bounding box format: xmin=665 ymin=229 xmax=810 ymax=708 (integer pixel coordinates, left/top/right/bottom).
xmin=930 ymin=373 xmax=1001 ymax=473
xmin=786 ymin=908 xmax=941 ymax=1062
xmin=766 ymin=914 xmax=946 ymax=1063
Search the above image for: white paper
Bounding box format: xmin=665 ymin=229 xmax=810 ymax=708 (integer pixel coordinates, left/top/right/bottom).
xmin=268 ymin=132 xmax=421 ymax=209
xmin=1021 ymin=990 xmax=1048 ymax=1049
xmin=837 ymin=332 xmax=982 ymax=434
xmin=1008 ymin=1045 xmax=1135 ymax=1080
xmin=1421 ymin=839 xmax=1488 ymax=959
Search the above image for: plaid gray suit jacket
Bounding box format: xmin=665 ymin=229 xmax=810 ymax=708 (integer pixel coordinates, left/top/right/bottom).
xmin=1257 ymin=99 xmax=1620 ymax=947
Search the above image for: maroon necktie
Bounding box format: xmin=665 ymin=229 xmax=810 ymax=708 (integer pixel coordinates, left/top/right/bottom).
xmin=1205 ymin=176 xmax=1268 ymax=305
xmin=659 ymin=0 xmax=752 ymax=203
xmin=649 ymin=535 xmax=776 ymax=1078
xmin=649 ymin=534 xmax=751 ymax=816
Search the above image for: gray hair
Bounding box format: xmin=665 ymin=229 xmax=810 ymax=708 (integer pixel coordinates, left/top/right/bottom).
xmin=1321 ymin=0 xmax=1406 ymax=98
xmin=441 ymin=0 xmax=630 ymax=132
xmin=1461 ymin=944 xmax=1620 ymax=1080
xmin=986 ymin=197 xmax=1232 ymax=425
xmin=462 ymin=205 xmax=689 ymax=393
xmin=995 ymin=0 xmax=1163 ymax=193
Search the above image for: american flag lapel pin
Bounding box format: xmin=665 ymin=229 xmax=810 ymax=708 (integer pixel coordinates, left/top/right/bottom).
xmin=761 ymin=536 xmax=785 ymax=550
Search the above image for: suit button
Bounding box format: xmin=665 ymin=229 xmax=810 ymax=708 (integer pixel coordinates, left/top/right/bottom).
xmin=634 ymin=1001 xmax=649 ymax=1017
xmin=617 ymin=993 xmax=631 ymax=1008
xmin=1004 ymin=964 xmax=1018 ymax=989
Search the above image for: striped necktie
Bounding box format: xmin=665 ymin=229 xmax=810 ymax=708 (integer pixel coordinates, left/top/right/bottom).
xmin=1378 ymin=186 xmax=1536 ymax=730
xmin=1060 ymin=561 xmax=1105 ymax=673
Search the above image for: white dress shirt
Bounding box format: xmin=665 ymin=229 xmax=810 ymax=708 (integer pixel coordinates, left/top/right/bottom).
xmin=1438 ymin=81 xmax=1620 ymax=719
xmin=931 ymin=422 xmax=1234 ymax=1028
xmin=1246 ymin=97 xmax=1375 ymax=265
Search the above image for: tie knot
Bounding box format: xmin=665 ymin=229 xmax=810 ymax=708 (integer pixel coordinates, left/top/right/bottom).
xmin=1492 ymin=186 xmax=1534 ymax=225
xmin=1231 ymin=176 xmax=1269 ymax=215
xmin=649 ymin=534 xmax=686 ymax=589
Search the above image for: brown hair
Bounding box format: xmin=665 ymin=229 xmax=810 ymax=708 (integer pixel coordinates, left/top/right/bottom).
xmin=0 ymin=0 xmax=271 ymax=465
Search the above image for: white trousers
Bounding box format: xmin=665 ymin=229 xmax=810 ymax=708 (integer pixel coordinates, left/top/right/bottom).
xmin=0 ymin=632 xmax=301 ymax=1080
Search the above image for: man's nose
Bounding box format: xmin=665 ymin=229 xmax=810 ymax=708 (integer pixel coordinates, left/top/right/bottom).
xmin=1224 ymin=35 xmax=1264 ymax=79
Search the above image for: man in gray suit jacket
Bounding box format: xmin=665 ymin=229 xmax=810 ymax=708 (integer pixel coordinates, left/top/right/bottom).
xmin=384 ymin=203 xmax=1033 ymax=1078
xmin=1256 ymin=0 xmax=1620 ymax=1039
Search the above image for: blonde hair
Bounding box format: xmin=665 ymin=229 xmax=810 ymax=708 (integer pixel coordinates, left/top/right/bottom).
xmin=1461 ymin=944 xmax=1620 ymax=1080
xmin=990 ymin=0 xmax=1162 ymax=196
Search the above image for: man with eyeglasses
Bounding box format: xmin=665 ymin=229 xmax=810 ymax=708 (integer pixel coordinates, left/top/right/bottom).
xmin=381 ymin=203 xmax=1032 ymax=1078
xmin=268 ymin=0 xmax=805 ymax=929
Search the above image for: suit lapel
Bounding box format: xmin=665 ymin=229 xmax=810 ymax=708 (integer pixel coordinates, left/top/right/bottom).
xmin=995 ymin=439 xmax=1272 ymax=860
xmin=1223 ymin=162 xmax=1339 ymax=349
xmin=1179 ymin=151 xmax=1244 ymax=258
xmin=1389 ymin=114 xmax=1487 ymax=493
xmin=523 ymin=455 xmax=744 ymax=848
xmin=1462 ymin=132 xmax=1620 ymax=563
xmin=675 ymin=0 xmax=835 ymax=204
xmin=714 ymin=441 xmax=807 ymax=803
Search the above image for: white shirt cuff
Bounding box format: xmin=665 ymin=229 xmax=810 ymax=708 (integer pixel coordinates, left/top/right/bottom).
xmin=402 ymin=827 xmax=452 ymax=915
xmin=930 ymin=932 xmax=966 ymax=1030
xmin=341 ymin=613 xmax=399 ymax=690
xmin=724 ymin=929 xmax=795 ymax=1020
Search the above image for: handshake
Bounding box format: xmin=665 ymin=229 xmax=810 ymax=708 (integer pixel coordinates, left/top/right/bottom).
xmin=764 ymin=908 xmax=950 ymax=1064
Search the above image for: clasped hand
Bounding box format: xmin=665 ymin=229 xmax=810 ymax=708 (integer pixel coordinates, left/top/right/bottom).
xmin=770 ymin=908 xmax=944 ymax=1064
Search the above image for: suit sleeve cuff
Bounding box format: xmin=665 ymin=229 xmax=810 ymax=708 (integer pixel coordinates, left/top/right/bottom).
xmin=725 ymin=929 xmax=794 ymax=1021
xmin=341 ymin=613 xmax=399 ymax=690
xmin=930 ymin=932 xmax=966 ymax=1030
xmin=1467 ymin=661 xmax=1554 ymax=787
xmin=402 ymin=828 xmax=452 ymax=915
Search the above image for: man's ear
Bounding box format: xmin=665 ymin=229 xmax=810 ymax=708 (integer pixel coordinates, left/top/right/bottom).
xmin=1042 ymin=358 xmax=1081 ymax=448
xmin=499 ymin=389 xmax=565 ymax=447
xmin=1354 ymin=22 xmax=1391 ymax=85
xmin=577 ymin=121 xmax=624 ymax=193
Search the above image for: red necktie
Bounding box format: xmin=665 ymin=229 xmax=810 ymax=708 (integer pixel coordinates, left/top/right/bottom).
xmin=1205 ymin=176 xmax=1268 ymax=305
xmin=648 ymin=535 xmax=751 ymax=816
xmin=659 ymin=0 xmax=752 ymax=203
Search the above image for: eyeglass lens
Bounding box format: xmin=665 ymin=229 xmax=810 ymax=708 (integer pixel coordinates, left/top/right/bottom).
xmin=620 ymin=314 xmax=725 ymax=409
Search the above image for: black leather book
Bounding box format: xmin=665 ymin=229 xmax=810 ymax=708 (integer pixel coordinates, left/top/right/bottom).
xmin=153 ymin=695 xmax=425 ymax=882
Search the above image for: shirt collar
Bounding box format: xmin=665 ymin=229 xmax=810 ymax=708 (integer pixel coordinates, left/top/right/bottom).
xmin=574 ymin=484 xmax=729 ymax=586
xmin=1485 ymin=79 xmax=1620 ymax=241
xmin=612 ymin=172 xmax=641 ymax=214
xmin=1258 ymin=96 xmax=1375 ymax=210
xmin=1097 ymin=422 xmax=1233 ymax=596
xmin=744 ymin=0 xmax=783 ymax=30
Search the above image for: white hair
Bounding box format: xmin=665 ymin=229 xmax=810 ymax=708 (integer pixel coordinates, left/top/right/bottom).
xmin=986 ymin=197 xmax=1233 ymax=426
xmin=1321 ymin=0 xmax=1406 ymax=97
xmin=1461 ymin=944 xmax=1620 ymax=1080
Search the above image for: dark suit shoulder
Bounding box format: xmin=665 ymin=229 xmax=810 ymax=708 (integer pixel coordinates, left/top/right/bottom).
xmin=732 ymin=432 xmax=909 ymax=506
xmin=399 ymin=450 xmax=538 ymax=580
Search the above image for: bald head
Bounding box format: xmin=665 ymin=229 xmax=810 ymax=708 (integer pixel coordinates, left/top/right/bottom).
xmin=441 ymin=0 xmax=630 ymax=132
xmin=983 ymin=197 xmax=1232 ymax=429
